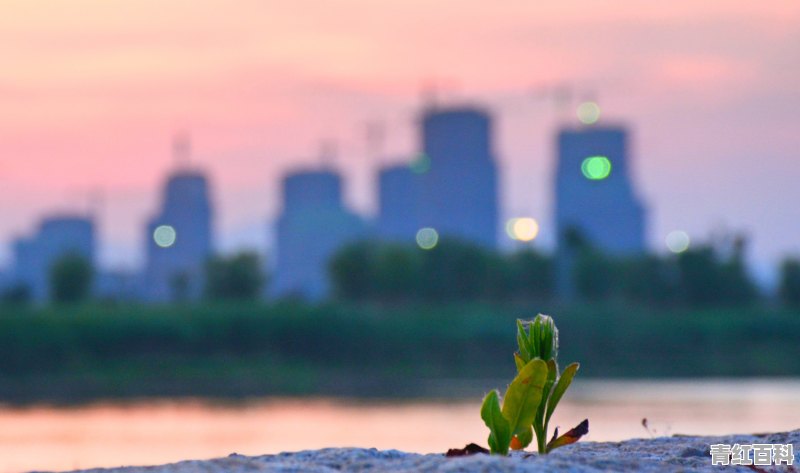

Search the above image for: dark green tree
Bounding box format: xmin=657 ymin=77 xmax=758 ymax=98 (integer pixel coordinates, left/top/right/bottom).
xmin=330 ymin=239 xmax=511 ymax=304
xmin=372 ymin=244 xmax=422 ymax=303
xmin=205 ymin=251 xmax=266 ymax=301
xmin=573 ymin=250 xmax=615 ymax=301
xmin=505 ymin=249 xmax=554 ymax=302
xmin=49 ymin=253 xmax=93 ymax=304
xmin=676 ymin=235 xmax=757 ymax=307
xmin=717 ymin=236 xmax=758 ymax=305
xmin=617 ymin=255 xmax=679 ymax=305
xmin=419 ymin=238 xmax=493 ymax=302
xmin=0 ymin=284 xmax=31 ymax=306
xmin=329 ymin=242 xmax=376 ymax=301
xmin=779 ymin=258 xmax=800 ymax=307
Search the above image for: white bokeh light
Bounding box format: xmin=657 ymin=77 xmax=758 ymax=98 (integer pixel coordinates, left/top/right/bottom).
xmin=666 ymin=230 xmax=690 ymax=253
xmin=153 ymin=225 xmax=177 ymax=248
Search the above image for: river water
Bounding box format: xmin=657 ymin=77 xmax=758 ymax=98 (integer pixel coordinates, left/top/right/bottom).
xmin=1 ymin=379 xmax=798 ymax=473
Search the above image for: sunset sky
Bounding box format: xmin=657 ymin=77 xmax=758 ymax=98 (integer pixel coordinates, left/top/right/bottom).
xmin=1 ymin=0 xmax=798 ymax=284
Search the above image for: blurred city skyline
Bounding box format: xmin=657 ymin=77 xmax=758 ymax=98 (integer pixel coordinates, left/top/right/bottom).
xmin=1 ymin=1 xmax=799 ymax=286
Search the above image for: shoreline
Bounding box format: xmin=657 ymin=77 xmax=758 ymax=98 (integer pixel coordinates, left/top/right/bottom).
xmin=49 ymin=429 xmax=799 ymax=473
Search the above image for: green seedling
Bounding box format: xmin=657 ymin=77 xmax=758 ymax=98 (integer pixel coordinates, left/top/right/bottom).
xmin=481 ymin=314 xmax=588 ymax=455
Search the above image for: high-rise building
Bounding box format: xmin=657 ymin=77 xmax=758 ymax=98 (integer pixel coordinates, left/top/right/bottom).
xmin=11 ymin=215 xmax=95 ymax=301
xmin=0 ymin=270 xmax=8 ymax=294
xmin=144 ymin=170 xmax=214 ymax=302
xmin=554 ymin=125 xmax=646 ymax=295
xmin=377 ymin=163 xmax=422 ymax=242
xmin=273 ymin=169 xmax=366 ymax=299
xmin=417 ymin=106 xmax=499 ymax=247
xmin=96 ymin=270 xmax=140 ymax=302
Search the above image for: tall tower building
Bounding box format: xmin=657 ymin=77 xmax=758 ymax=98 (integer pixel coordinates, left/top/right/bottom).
xmin=12 ymin=215 xmax=95 ymax=301
xmin=144 ymin=170 xmax=214 ymax=302
xmin=417 ymin=106 xmax=499 ymax=247
xmin=377 ymin=163 xmax=422 ymax=242
xmin=273 ymin=169 xmax=366 ymax=299
xmin=554 ymin=125 xmax=646 ymax=295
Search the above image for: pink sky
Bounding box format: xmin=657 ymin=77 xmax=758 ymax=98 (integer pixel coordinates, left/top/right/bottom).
xmin=1 ymin=0 xmax=799 ymax=283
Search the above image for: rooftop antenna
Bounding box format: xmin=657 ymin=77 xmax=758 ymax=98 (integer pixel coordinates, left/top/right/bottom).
xmin=173 ymin=131 xmax=192 ymax=169
xmin=420 ymin=77 xmax=462 ymax=112
xmin=532 ymin=82 xmax=601 ymax=124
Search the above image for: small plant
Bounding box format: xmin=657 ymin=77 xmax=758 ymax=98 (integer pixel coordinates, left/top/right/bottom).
xmin=480 ymin=314 xmax=588 ymax=455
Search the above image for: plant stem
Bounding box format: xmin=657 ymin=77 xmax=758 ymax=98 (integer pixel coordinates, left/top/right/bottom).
xmin=537 ymin=433 xmax=547 ymax=454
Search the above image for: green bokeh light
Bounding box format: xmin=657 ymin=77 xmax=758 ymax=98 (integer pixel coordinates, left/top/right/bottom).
xmin=415 ymin=227 xmax=439 ymax=250
xmin=581 ymin=156 xmax=612 ymax=180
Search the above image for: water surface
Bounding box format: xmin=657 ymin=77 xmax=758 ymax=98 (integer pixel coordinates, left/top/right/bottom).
xmin=1 ymin=379 xmax=798 ymax=473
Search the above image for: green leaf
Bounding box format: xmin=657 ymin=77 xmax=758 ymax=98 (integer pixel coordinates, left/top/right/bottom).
xmin=531 ymin=359 xmax=557 ymax=453
xmin=501 ymin=358 xmax=548 ymax=436
xmin=516 ymin=320 xmax=530 ymax=361
xmin=513 ymin=352 xmax=526 ymax=372
xmin=541 ymin=319 xmax=552 ymax=360
xmin=513 ymin=425 xmax=533 ymax=450
xmin=530 ymin=314 xmax=558 ymax=361
xmin=481 ymin=390 xmax=511 ymax=455
xmin=545 ymin=362 xmax=579 ymax=427
xmin=547 ymin=357 xmax=559 ymax=382
xmin=535 ymin=359 xmax=558 ymax=427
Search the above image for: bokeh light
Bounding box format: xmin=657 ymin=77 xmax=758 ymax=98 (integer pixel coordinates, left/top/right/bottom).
xmin=577 ymin=102 xmax=601 ymax=125
xmin=665 ymin=230 xmax=690 ymax=253
xmin=153 ymin=225 xmax=177 ymax=248
xmin=581 ymin=156 xmax=612 ymax=180
xmin=409 ymin=153 xmax=431 ymax=174
xmin=505 ymin=219 xmax=517 ymax=240
xmin=415 ymin=227 xmax=439 ymax=250
xmin=505 ymin=217 xmax=539 ymax=241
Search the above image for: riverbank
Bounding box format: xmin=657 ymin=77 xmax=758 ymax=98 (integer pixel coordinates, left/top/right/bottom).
xmin=2 ymin=302 xmax=799 ymax=404
xmin=51 ymin=429 xmax=799 ymax=473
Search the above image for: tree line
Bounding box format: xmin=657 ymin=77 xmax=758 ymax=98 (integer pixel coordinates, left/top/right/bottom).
xmin=330 ymin=235 xmax=800 ymax=308
xmin=0 ymin=251 xmax=265 ymax=306
xmin=3 ymin=235 xmax=800 ymax=308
